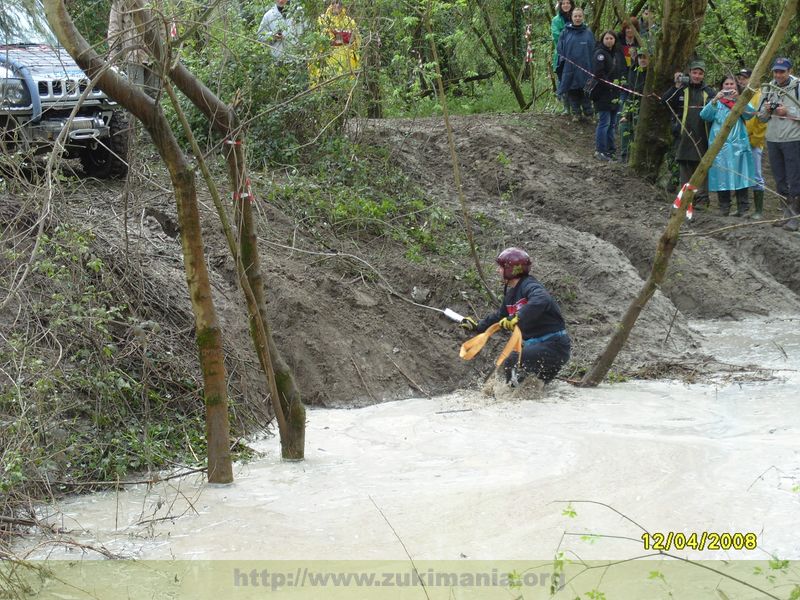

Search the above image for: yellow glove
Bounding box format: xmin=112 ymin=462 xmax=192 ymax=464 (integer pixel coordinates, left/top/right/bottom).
xmin=459 ymin=316 xmax=478 ymax=331
xmin=499 ymin=315 xmax=519 ymax=331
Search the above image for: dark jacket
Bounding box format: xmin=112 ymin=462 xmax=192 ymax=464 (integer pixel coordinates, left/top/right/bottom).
xmin=661 ymin=81 xmax=715 ymax=161
xmin=592 ymin=41 xmax=625 ymax=112
xmin=556 ymin=23 xmax=595 ymax=94
xmin=476 ymin=275 xmax=567 ymax=341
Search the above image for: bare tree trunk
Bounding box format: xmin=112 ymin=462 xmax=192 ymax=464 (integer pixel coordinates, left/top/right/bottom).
xmin=630 ymin=0 xmax=709 ymax=179
xmin=580 ymin=0 xmax=798 ymax=387
xmin=167 ymin=65 xmax=306 ymax=461
xmin=43 ymin=0 xmax=233 ymax=482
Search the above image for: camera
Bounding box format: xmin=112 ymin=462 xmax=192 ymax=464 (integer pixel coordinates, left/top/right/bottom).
xmin=679 ymin=75 xmax=690 ymax=85
xmin=769 ymin=100 xmax=780 ymax=112
xmin=722 ymin=89 xmax=734 ymax=95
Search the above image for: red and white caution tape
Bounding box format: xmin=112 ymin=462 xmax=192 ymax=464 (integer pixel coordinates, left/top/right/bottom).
xmin=672 ymin=182 xmax=697 ymax=220
xmin=232 ymin=178 xmax=254 ymax=203
xmin=524 ymin=24 xmax=532 ymax=64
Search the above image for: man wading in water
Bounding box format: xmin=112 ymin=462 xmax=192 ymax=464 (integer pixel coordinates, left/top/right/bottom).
xmin=460 ymin=248 xmax=572 ymax=388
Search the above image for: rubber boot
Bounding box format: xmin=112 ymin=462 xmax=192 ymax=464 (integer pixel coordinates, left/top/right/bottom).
xmin=735 ymin=188 xmax=750 ymax=217
xmin=774 ymin=196 xmax=792 ymax=227
xmin=783 ymin=196 xmax=800 ymax=232
xmin=751 ymin=189 xmax=764 ymax=220
xmin=717 ymin=191 xmax=731 ymax=216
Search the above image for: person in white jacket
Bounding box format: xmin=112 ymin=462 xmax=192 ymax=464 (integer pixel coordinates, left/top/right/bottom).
xmin=257 ymin=0 xmax=304 ymax=61
xmin=108 ymin=0 xmax=159 ymax=96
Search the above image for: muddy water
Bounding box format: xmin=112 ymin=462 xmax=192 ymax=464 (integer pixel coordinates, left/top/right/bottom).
xmin=19 ymin=318 xmax=800 ymax=565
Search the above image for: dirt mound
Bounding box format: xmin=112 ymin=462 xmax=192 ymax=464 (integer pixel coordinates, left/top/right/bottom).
xmin=4 ymin=112 xmax=798 ymax=413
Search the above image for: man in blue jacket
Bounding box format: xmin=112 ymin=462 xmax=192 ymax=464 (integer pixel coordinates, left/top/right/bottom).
xmin=556 ymin=7 xmax=595 ymax=122
xmin=460 ymin=248 xmax=572 ymax=386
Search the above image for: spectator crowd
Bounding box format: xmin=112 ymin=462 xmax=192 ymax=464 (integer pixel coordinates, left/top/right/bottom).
xmin=550 ymin=2 xmax=800 ymax=231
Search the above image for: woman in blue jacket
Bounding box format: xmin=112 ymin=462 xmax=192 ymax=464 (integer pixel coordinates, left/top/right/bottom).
xmin=699 ymin=75 xmax=756 ymax=216
xmin=556 ymin=7 xmax=595 ymax=121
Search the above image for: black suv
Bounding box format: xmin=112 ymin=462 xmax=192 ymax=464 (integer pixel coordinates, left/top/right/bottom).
xmin=1 ymin=0 xmax=128 ymax=178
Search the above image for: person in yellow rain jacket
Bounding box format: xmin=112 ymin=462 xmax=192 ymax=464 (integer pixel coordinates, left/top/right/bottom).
xmin=308 ymin=0 xmax=360 ymax=85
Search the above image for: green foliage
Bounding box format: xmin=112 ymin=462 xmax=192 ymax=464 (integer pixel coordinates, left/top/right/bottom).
xmin=163 ymin=0 xmax=347 ymax=167
xmin=65 ymin=0 xmax=110 ymax=49
xmin=385 ymin=76 xmax=523 ymax=118
xmin=562 ymin=502 xmax=577 ymax=518
xmin=264 ymin=137 xmax=456 ymax=258
xmin=752 ymin=555 xmax=790 ymax=585
xmin=606 ymin=371 xmax=630 ymax=384
xmin=0 ymin=224 xmax=209 ymax=497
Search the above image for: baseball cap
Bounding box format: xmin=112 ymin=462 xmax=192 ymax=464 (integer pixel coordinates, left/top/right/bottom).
xmin=737 ymin=68 xmax=752 ymax=77
xmin=772 ymin=57 xmax=792 ymax=71
xmin=688 ymin=59 xmax=706 ymax=72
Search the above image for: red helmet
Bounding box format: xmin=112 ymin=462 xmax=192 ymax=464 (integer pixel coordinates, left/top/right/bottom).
xmin=496 ymin=247 xmax=531 ymax=280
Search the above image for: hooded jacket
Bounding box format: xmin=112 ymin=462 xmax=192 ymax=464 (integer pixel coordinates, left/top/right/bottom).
xmin=308 ymin=5 xmax=360 ymax=84
xmin=557 ymin=23 xmax=594 ymax=94
xmin=700 ymin=98 xmax=756 ymax=191
xmin=556 ymin=22 xmax=595 ymax=94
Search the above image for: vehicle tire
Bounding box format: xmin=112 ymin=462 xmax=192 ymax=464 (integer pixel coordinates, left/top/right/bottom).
xmin=79 ymin=111 xmax=130 ymax=179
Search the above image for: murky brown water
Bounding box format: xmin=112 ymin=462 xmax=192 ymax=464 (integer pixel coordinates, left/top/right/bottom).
xmin=16 ymin=318 xmax=800 ymax=568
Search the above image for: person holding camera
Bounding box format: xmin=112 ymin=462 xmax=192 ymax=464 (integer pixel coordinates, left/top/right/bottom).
xmin=699 ymin=75 xmax=756 ymax=217
xmin=661 ymin=59 xmax=715 ymax=210
xmin=757 ymin=57 xmax=800 ymax=232
xmin=257 ymin=0 xmax=305 ymax=61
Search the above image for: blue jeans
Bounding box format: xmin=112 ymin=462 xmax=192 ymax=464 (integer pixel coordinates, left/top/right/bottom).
xmin=502 ymin=334 xmax=572 ymax=384
xmin=595 ymin=109 xmax=618 ymax=155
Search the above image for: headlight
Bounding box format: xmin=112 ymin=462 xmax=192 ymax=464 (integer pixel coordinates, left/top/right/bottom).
xmin=0 ymin=79 xmax=32 ymax=107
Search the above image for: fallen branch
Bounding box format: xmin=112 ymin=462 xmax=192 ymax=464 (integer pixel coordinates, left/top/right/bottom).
xmin=389 ymin=357 xmax=431 ymax=398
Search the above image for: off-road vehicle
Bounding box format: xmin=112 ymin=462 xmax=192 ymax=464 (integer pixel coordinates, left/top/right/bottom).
xmin=1 ymin=0 xmax=128 ymax=178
